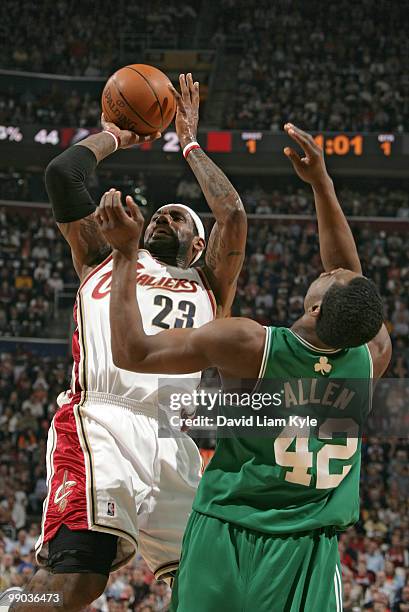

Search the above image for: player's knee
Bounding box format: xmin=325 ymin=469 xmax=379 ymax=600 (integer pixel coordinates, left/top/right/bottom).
xmin=9 ymin=570 xmax=50 ymax=611
xmin=58 ymin=573 xmax=107 ymax=610
xmin=42 ymin=524 xmax=116 ymax=609
xmin=9 ymin=570 xmax=107 ymax=612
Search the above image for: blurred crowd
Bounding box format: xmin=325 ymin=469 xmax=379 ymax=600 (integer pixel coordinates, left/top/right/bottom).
xmin=0 ymin=0 xmax=199 ymax=76
xmin=0 ymin=86 xmax=102 ymax=128
xmin=0 ymin=206 xmax=75 ymax=337
xmin=219 ymin=0 xmax=409 ymax=132
xmin=1 ymin=168 xmax=409 ymax=219
xmin=0 ymin=168 xmax=149 ymax=206
xmin=339 ymin=435 xmax=409 ymax=611
xmin=238 ymin=182 xmax=409 ymax=218
xmin=0 ymin=0 xmax=408 ymax=133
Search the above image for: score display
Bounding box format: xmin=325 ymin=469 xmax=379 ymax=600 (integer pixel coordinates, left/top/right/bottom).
xmin=188 ymin=130 xmax=398 ymax=159
xmin=0 ymin=124 xmax=405 ymax=167
xmin=236 ymin=132 xmax=397 ymax=158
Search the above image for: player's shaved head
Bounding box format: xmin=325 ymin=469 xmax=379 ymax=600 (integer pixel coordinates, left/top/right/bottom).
xmin=313 ymin=276 xmax=384 ymax=348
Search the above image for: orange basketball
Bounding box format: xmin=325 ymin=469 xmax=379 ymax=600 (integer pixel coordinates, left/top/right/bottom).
xmin=101 ymin=64 xmax=177 ymax=135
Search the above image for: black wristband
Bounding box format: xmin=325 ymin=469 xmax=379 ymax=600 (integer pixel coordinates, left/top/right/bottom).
xmin=45 ymin=145 xmax=98 ymax=223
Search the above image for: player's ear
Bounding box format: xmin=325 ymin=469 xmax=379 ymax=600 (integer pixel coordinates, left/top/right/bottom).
xmin=308 ymin=302 xmax=322 ymax=318
xmin=192 ymin=236 xmax=205 ymax=252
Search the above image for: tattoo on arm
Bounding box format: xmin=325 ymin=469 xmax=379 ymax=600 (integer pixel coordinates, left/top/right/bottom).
xmin=59 ymin=215 xmax=111 ymax=268
xmin=187 ymin=148 xmax=245 ymax=281
xmin=187 ymin=148 xmax=246 ymax=308
xmin=205 ymin=225 xmax=221 ymax=271
xmin=205 ymin=223 xmax=244 ymax=285
xmin=187 ymin=149 xmax=243 ymax=210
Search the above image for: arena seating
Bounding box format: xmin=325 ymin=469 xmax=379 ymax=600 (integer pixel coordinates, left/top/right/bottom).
xmin=1 ymin=169 xmax=409 ymax=216
xmin=1 ymin=0 xmax=408 ymax=132
xmin=0 ymin=0 xmax=201 ymax=75
xmin=220 ymin=0 xmax=409 ymax=132
xmin=0 ymin=206 xmax=74 ymax=337
xmin=0 ymin=87 xmax=102 ymax=128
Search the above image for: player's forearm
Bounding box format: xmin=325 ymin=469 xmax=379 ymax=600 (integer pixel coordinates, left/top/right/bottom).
xmin=187 ymin=148 xmax=247 ymax=303
xmin=76 ymin=132 xmax=117 ymax=163
xmin=312 ymin=176 xmax=362 ymax=274
xmin=186 ymin=149 xmax=245 ymax=222
xmin=110 ymin=250 xmax=148 ymax=370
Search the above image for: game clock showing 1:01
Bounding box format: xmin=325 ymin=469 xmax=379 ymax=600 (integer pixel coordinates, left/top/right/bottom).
xmin=313 ymin=133 xmax=395 ymax=157
xmin=313 ymin=134 xmax=363 ymax=156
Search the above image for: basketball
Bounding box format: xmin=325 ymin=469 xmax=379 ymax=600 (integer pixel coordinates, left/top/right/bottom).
xmin=101 ymin=64 xmax=177 ymax=135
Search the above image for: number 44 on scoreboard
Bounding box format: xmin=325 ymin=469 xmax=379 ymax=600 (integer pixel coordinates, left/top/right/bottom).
xmin=34 ymin=129 xmax=60 ymax=145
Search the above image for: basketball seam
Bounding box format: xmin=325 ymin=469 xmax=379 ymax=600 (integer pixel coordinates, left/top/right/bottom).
xmin=110 ymin=77 xmax=159 ymax=130
xmin=124 ymin=66 xmax=165 ymax=129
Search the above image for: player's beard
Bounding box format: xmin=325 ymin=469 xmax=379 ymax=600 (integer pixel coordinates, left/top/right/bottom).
xmin=145 ymin=232 xmax=192 ymax=268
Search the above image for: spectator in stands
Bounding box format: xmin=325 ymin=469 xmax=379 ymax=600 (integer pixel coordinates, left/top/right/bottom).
xmin=366 ymin=539 xmax=386 ymax=574
xmin=395 ymin=584 xmax=409 ymax=611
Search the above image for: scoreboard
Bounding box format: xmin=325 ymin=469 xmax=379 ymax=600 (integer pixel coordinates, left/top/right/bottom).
xmin=0 ymin=125 xmax=404 ymax=156
xmin=1 ymin=124 xmax=408 ymax=175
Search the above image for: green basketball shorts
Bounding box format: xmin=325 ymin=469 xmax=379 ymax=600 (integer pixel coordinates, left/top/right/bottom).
xmin=171 ymin=510 xmax=343 ymax=612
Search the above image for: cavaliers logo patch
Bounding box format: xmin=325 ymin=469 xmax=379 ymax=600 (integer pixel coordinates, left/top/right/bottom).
xmin=54 ymin=470 xmax=77 ymax=512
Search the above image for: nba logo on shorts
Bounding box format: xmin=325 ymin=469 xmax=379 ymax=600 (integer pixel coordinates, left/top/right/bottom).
xmin=107 ymin=501 xmax=116 ymax=517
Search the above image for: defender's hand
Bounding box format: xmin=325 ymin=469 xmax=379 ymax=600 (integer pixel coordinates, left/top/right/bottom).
xmin=96 ymin=189 xmax=144 ymax=258
xmin=101 ymin=114 xmax=161 ymax=149
xmin=283 ymin=123 xmax=330 ymax=186
xmin=169 ymin=73 xmax=199 ymax=149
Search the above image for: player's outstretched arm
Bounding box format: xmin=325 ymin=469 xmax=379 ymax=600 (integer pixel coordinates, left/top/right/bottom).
xmin=95 ymin=191 xmax=265 ymax=377
xmin=170 ymin=74 xmax=247 ymax=316
xmin=45 ymin=116 xmax=160 ymax=280
xmin=283 ymin=123 xmax=361 ymax=274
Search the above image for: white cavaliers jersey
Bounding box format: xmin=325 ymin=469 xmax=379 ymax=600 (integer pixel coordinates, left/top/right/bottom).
xmin=67 ymin=250 xmax=216 ymax=404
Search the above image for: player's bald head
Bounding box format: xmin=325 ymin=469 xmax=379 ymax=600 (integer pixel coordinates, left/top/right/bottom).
xmin=305 ymin=269 xmax=384 ymax=348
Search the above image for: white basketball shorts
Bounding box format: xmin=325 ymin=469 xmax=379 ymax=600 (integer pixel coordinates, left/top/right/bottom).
xmin=35 ymin=391 xmax=202 ymax=579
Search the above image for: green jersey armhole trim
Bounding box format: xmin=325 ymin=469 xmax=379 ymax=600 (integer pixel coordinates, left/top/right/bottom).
xmin=258 ymin=326 xmax=272 ymax=379
xmin=288 ymin=329 xmax=343 ymax=354
xmin=365 ymin=343 xmax=374 ymax=378
xmin=365 ymin=343 xmax=374 ymax=413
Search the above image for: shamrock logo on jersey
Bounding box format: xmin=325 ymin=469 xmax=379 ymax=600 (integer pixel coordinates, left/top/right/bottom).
xmin=314 ymin=356 xmax=332 ymax=375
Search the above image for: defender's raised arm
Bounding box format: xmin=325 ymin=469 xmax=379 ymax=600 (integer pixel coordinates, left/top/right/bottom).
xmin=284 ymin=123 xmax=361 ymax=274
xmin=284 ymin=123 xmax=391 ymax=377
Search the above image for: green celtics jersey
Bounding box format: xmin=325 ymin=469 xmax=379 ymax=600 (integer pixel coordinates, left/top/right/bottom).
xmin=193 ymin=326 xmax=373 ymax=534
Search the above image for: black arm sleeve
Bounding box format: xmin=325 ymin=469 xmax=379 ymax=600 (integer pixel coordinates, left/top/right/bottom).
xmin=45 ymin=145 xmax=98 ymax=223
